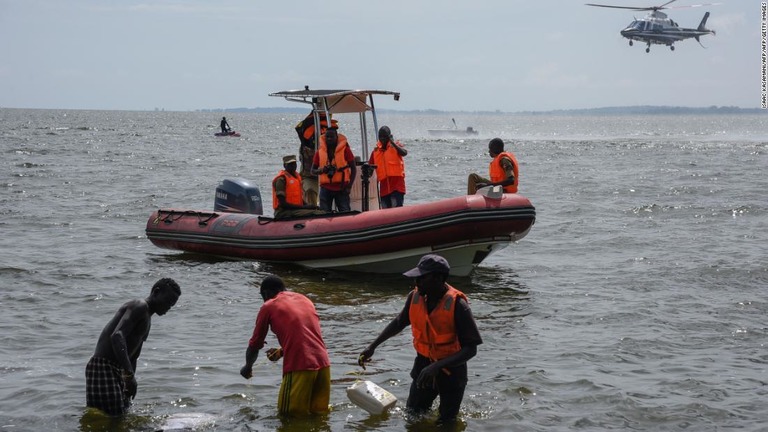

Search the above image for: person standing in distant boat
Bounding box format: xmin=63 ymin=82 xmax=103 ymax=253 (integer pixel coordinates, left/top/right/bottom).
xmin=311 ymin=125 xmax=356 ymax=212
xmin=368 ymin=125 xmax=407 ymax=208
xmin=85 ymin=278 xmax=181 ymax=416
xmin=240 ymin=275 xmax=331 ymax=417
xmin=272 ymin=154 xmax=326 ymax=220
xmin=220 ymin=117 xmax=231 ymax=135
xmin=357 ymin=254 xmax=482 ymax=425
xmin=467 ymin=138 xmax=519 ymax=194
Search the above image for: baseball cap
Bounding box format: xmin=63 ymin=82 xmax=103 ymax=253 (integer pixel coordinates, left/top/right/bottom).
xmin=403 ymin=254 xmax=451 ymax=277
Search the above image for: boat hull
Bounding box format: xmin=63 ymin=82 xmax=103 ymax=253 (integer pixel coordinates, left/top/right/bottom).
xmin=214 ymin=131 xmax=241 ymax=137
xmin=427 ymin=129 xmax=479 ymax=138
xmin=146 ymin=194 xmax=535 ymax=276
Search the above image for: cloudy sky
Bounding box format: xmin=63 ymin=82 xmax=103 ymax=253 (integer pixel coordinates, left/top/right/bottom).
xmin=0 ymin=0 xmax=761 ymax=112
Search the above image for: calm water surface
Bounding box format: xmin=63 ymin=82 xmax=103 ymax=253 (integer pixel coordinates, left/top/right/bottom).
xmin=1 ymin=109 xmax=767 ymax=431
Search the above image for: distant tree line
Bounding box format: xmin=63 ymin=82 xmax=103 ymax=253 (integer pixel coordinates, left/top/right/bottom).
xmin=198 ymin=105 xmax=764 ymax=115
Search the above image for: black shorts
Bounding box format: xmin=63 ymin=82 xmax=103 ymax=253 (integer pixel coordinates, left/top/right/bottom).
xmin=406 ymin=355 xmax=468 ymax=422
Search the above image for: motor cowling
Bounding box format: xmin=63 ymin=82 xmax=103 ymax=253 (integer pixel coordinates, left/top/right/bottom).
xmin=214 ymin=178 xmax=263 ymax=215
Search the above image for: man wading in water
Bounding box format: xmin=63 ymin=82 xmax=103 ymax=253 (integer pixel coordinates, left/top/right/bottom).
xmin=85 ymin=278 xmax=181 ymax=416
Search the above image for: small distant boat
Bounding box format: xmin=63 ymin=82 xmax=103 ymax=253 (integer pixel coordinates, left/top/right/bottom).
xmin=215 ymin=131 xmax=241 ymax=137
xmin=427 ymin=118 xmax=479 ymax=137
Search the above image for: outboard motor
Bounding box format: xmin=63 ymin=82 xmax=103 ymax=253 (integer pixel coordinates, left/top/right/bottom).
xmin=214 ymin=178 xmax=263 ymax=215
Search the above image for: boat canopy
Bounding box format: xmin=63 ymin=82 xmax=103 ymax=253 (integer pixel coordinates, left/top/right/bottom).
xmin=269 ymin=89 xmax=400 ymax=114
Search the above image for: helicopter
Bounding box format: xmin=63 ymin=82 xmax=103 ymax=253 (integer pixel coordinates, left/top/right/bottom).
xmin=586 ymin=0 xmax=716 ymax=53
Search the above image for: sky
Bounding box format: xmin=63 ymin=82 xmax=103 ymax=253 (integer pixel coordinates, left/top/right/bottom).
xmin=0 ymin=0 xmax=762 ymax=112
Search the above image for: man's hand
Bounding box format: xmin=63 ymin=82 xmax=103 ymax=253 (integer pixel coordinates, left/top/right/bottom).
xmin=358 ymin=347 xmax=375 ymax=370
xmin=266 ymin=348 xmax=283 ymax=362
xmin=416 ymin=363 xmax=441 ymax=389
xmin=124 ymin=374 xmax=137 ymax=399
xmin=240 ymin=364 xmax=253 ymax=379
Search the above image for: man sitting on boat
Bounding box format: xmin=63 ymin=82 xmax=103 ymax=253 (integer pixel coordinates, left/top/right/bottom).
xmin=467 ymin=138 xmax=519 ymax=195
xmin=311 ymin=126 xmax=356 ymax=212
xmin=272 ymin=155 xmax=325 ymax=219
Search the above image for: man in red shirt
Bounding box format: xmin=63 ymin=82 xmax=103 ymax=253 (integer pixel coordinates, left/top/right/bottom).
xmin=240 ymin=275 xmax=331 ymax=416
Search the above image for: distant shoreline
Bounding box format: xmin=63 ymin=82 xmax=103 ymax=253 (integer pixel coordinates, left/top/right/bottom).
xmin=2 ymin=105 xmax=764 ymax=115
xmin=198 ymin=105 xmax=765 ymax=115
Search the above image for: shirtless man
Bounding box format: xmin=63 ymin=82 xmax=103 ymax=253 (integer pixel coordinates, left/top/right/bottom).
xmin=85 ymin=278 xmax=181 ymax=416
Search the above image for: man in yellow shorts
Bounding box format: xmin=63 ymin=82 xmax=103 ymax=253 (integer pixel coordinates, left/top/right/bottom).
xmin=239 ymin=275 xmax=331 ymax=416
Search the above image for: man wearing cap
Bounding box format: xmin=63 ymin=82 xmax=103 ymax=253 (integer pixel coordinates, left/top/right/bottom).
xmin=358 ymin=254 xmax=482 ymax=425
xmin=272 ymin=155 xmax=325 ymax=220
xmin=467 ymin=137 xmax=519 ymax=195
xmin=311 ymin=126 xmax=356 ymax=213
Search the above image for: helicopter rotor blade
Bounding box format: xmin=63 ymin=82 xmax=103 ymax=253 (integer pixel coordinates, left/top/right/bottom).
xmin=665 ymin=2 xmax=721 ymax=9
xmin=585 ymin=3 xmax=658 ymax=11
xmin=658 ymin=0 xmax=679 ymax=9
xmin=586 ymin=1 xmax=719 ymax=11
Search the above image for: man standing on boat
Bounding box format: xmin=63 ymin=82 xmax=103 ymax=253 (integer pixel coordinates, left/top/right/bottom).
xmin=357 ymin=254 xmax=482 ymax=425
xmin=311 ymin=125 xmax=356 ymax=212
xmin=240 ymin=275 xmax=331 ymax=417
xmin=295 ymin=112 xmax=338 ymax=206
xmin=85 ymin=278 xmax=181 ymax=416
xmin=220 ymin=117 xmax=231 ymax=135
xmin=272 ymin=155 xmax=325 ymax=219
xmin=467 ymin=138 xmax=519 ymax=194
xmin=368 ymin=125 xmax=408 ymax=208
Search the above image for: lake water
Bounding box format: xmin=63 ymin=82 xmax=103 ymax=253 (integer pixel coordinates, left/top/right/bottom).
xmin=1 ymin=108 xmax=767 ymax=431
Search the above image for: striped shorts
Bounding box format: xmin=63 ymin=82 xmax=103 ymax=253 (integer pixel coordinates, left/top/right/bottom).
xmin=85 ymin=357 xmax=129 ymax=416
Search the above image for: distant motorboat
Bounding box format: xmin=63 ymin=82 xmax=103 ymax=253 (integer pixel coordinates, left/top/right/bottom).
xmin=427 ymin=118 xmax=479 ymax=137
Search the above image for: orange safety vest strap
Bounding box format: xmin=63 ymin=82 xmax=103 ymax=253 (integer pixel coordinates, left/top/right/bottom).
xmin=489 ymin=151 xmax=519 ymax=193
xmin=408 ymin=285 xmax=468 ymax=361
xmin=272 ymin=170 xmax=303 ymax=209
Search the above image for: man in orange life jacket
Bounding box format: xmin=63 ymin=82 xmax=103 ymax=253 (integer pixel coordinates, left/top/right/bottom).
xmin=272 ymin=155 xmax=325 ymax=220
xmin=358 ymin=254 xmax=482 ymax=424
xmin=295 ymin=112 xmax=338 ymax=206
xmin=311 ymin=126 xmax=356 ymax=212
xmin=467 ymin=137 xmax=519 ymax=195
xmin=368 ymin=125 xmax=408 ymax=208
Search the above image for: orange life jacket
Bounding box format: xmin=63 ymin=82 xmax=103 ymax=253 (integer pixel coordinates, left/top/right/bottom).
xmin=271 ymin=170 xmax=303 ymax=210
xmin=372 ymin=141 xmax=405 ymax=181
xmin=489 ymin=151 xmax=519 ymax=193
xmin=295 ymin=113 xmax=330 ymax=147
xmin=317 ymin=135 xmax=351 ymax=186
xmin=408 ymin=284 xmax=468 ymax=361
